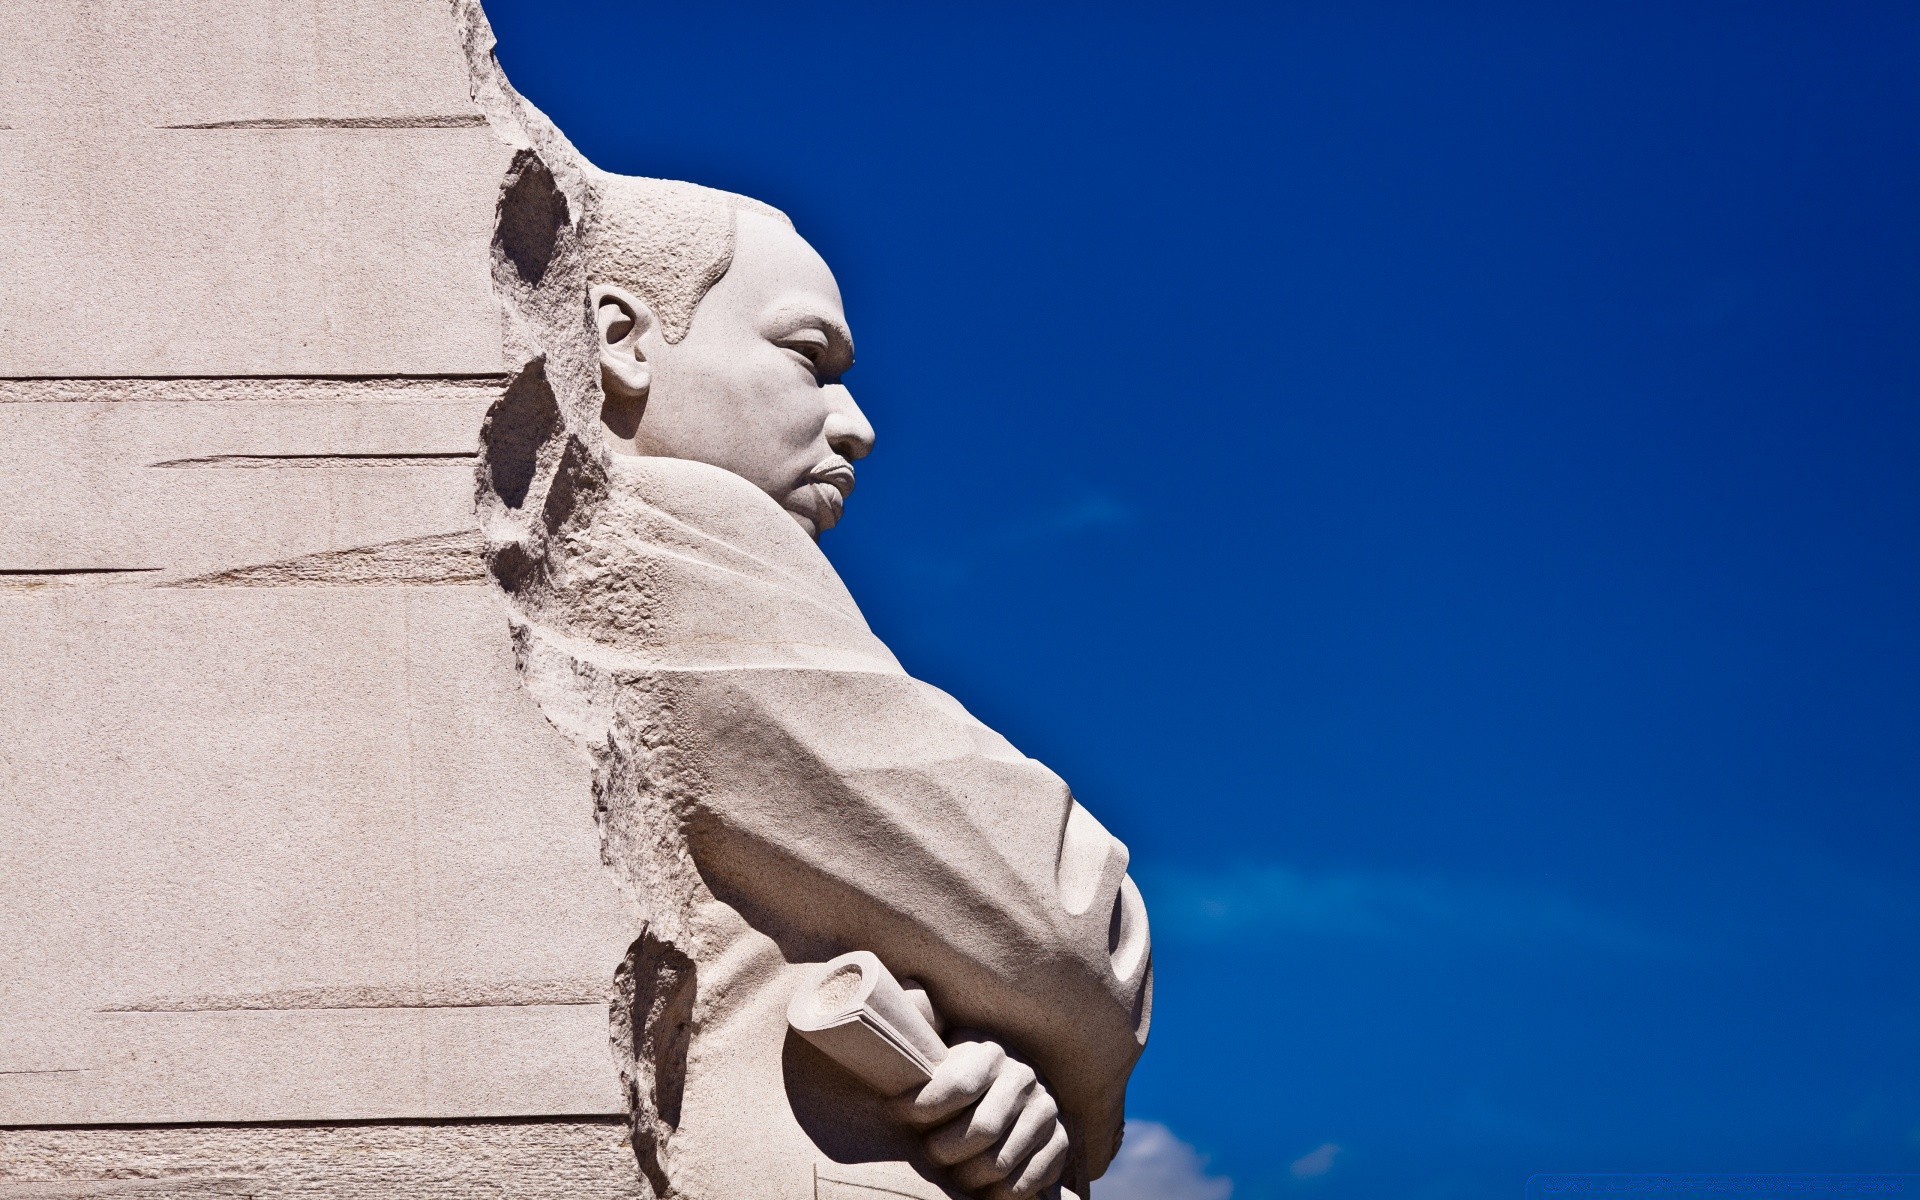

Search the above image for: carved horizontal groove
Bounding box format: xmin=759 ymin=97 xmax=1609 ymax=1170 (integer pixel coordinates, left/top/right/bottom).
xmin=0 ymin=373 xmax=507 ymax=382
xmin=101 ymin=980 xmax=605 ymax=1013
xmin=149 ymin=452 xmax=477 ymax=469
xmin=0 ymin=376 xmax=506 ymax=404
xmin=0 ymin=1177 xmax=253 ymax=1197
xmin=0 ymin=1068 xmax=93 ymax=1075
xmin=814 ymin=1167 xmax=937 ymax=1199
xmin=0 ymin=568 xmax=160 ymax=576
xmin=169 ymin=530 xmax=486 ymax=588
xmin=0 ymin=1115 xmax=628 ymax=1132
xmin=160 ymin=114 xmax=488 ymax=130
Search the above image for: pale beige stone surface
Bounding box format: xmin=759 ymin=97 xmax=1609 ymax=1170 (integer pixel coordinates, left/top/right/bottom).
xmin=0 ymin=0 xmax=479 ymax=128
xmin=3 ymin=1 xmax=1153 ymax=1197
xmin=0 ymin=131 xmax=508 ymax=376
xmin=0 ymin=583 xmax=631 ymax=1123
xmin=0 ymin=0 xmax=507 ymax=377
xmin=0 ymin=0 xmax=633 ymax=1134
xmin=0 ymin=1120 xmax=646 ymax=1197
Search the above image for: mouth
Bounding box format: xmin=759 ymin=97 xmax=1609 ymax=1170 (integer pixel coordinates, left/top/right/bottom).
xmin=806 ymin=455 xmax=857 ymax=499
xmin=797 ymin=456 xmax=856 ymax=534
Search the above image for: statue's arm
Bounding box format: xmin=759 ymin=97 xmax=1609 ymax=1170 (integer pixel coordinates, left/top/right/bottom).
xmin=674 ymin=666 xmax=1150 ymax=1176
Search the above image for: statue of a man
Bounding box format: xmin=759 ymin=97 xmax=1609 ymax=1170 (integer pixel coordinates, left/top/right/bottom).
xmin=478 ymin=162 xmax=1150 ymax=1200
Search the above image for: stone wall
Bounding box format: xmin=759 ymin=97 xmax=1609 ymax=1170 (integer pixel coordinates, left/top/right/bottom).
xmin=0 ymin=0 xmax=642 ymax=1188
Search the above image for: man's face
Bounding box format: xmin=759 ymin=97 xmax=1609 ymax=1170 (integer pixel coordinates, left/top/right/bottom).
xmin=619 ymin=212 xmax=874 ymax=538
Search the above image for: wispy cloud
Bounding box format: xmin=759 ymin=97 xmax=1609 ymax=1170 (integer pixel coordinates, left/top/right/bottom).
xmin=1289 ymin=1142 xmax=1342 ymax=1179
xmin=896 ymin=488 xmax=1134 ymax=588
xmin=1099 ymin=1121 xmax=1232 ymax=1200
xmin=1452 ymin=1086 xmax=1551 ymax=1141
xmin=994 ymin=490 xmax=1132 ymax=547
xmin=1138 ymin=863 xmax=1666 ymax=955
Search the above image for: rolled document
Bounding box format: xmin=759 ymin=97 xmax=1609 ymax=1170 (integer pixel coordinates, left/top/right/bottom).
xmin=788 ymin=950 xmax=949 ymax=1097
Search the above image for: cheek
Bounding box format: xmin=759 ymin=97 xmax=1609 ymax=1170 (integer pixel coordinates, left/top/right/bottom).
xmin=749 ymin=357 xmax=830 ymax=440
xmin=670 ymin=353 xmax=776 ymax=432
xmin=699 ymin=351 xmax=794 ymax=413
xmin=662 ymin=346 xmax=829 ymax=479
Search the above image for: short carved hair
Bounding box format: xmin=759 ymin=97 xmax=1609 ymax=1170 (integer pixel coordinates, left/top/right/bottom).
xmin=582 ymin=170 xmax=792 ymax=344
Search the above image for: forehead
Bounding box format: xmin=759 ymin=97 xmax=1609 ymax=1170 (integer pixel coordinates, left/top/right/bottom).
xmin=709 ymin=211 xmax=845 ymax=322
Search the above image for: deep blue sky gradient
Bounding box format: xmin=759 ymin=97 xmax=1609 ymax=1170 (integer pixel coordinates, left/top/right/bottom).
xmin=484 ymin=3 xmax=1920 ymax=1196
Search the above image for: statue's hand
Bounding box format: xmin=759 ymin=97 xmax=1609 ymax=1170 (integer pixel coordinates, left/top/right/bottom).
xmin=894 ymin=1034 xmax=1069 ymax=1199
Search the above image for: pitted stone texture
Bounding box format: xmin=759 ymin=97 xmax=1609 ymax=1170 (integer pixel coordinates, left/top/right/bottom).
xmin=0 ymin=130 xmax=511 ymax=376
xmin=0 ymin=583 xmax=632 ymax=1125
xmin=0 ymin=0 xmax=508 ymax=377
xmin=0 ymin=1119 xmax=649 ymax=1198
xmin=0 ymin=0 xmax=480 ymax=129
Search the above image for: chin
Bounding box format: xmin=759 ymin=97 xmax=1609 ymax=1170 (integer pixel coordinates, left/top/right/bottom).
xmin=784 ymin=509 xmax=821 ymax=539
xmin=784 ymin=482 xmax=845 ymax=539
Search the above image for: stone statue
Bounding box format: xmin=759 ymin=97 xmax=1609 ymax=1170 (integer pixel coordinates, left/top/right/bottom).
xmin=473 ymin=130 xmax=1153 ymax=1197
xmin=0 ymin=3 xmax=1149 ymax=1196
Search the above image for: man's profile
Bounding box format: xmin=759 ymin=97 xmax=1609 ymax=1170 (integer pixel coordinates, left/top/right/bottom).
xmin=476 ymin=147 xmax=1150 ymax=1199
xmin=583 ymin=175 xmax=871 ymax=540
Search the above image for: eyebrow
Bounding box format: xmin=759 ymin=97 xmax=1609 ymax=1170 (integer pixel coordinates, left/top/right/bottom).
xmin=765 ymin=302 xmax=855 ymax=366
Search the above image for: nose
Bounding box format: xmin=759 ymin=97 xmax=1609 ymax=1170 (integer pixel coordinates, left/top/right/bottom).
xmin=822 ymin=384 xmax=875 ymax=462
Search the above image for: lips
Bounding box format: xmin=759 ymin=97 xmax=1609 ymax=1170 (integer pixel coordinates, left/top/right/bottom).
xmin=807 ymin=455 xmax=857 ymax=499
xmin=791 ymin=456 xmax=857 ymax=534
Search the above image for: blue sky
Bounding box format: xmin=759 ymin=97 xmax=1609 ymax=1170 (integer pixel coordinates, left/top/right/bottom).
xmin=483 ymin=2 xmax=1920 ymax=1196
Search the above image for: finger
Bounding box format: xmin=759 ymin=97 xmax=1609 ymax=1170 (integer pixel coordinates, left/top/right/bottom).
xmin=952 ymin=1089 xmax=1059 ymax=1188
xmin=895 ymin=1040 xmax=1003 ymax=1128
xmin=985 ymin=1122 xmax=1068 ymax=1200
xmin=895 ymin=978 xmax=945 ymax=1036
xmin=927 ymin=1059 xmax=1036 ymax=1167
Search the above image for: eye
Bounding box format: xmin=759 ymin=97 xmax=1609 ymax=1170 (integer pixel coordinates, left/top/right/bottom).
xmin=777 ymin=329 xmax=831 ymax=371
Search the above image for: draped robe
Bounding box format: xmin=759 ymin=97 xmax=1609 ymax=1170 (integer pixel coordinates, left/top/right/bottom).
xmin=507 ymin=455 xmax=1151 ymax=1198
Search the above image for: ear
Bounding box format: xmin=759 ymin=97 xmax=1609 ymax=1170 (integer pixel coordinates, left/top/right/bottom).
xmin=590 ymin=283 xmax=655 ymax=403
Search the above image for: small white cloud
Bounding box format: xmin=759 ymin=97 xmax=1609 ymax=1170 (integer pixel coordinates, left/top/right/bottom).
xmin=1289 ymin=1142 xmax=1342 ymax=1179
xmin=1098 ymin=1121 xmax=1232 ymax=1200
